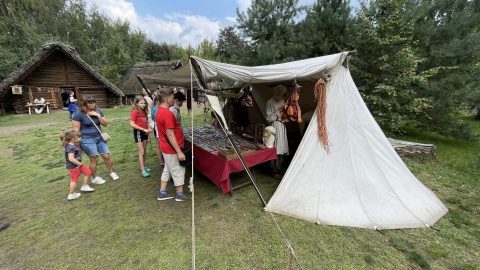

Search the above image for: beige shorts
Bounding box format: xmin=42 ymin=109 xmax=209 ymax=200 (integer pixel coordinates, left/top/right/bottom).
xmin=161 ymin=153 xmax=185 ymax=186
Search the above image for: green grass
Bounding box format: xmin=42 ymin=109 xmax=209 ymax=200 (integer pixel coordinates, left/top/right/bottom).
xmin=0 ymin=107 xmax=479 ymax=269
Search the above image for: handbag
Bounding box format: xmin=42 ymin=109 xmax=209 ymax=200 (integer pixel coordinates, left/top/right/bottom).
xmin=161 ymin=131 xmax=192 ymax=166
xmin=86 ymin=114 xmax=111 ymax=142
xmin=100 ymin=132 xmax=111 ymax=141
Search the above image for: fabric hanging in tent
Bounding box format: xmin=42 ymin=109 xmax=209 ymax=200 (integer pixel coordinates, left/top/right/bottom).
xmin=207 ymin=94 xmax=229 ymax=130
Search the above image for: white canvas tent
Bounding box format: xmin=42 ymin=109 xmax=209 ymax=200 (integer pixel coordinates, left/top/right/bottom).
xmin=140 ymin=52 xmax=448 ymax=229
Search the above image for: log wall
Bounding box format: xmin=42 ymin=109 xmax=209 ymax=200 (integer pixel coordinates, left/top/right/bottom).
xmin=12 ymin=51 xmax=116 ymax=114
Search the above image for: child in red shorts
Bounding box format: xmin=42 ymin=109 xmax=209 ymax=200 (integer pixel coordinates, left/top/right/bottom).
xmin=60 ymin=129 xmax=95 ymax=200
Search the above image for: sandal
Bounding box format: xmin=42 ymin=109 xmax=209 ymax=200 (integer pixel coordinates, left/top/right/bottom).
xmin=141 ymin=172 xmax=150 ymax=177
xmin=145 ymin=167 xmax=151 ymax=173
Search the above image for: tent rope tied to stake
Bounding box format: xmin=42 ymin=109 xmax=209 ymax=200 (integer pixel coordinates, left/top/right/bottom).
xmin=314 ymin=78 xmax=329 ymax=153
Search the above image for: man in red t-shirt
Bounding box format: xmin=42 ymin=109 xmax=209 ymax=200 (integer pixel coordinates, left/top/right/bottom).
xmin=155 ymin=88 xmax=189 ymax=202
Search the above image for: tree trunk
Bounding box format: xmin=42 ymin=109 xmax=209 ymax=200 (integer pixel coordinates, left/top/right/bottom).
xmin=388 ymin=138 xmax=436 ymax=160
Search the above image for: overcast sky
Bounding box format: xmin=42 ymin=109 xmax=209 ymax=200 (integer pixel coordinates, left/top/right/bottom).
xmin=83 ymin=0 xmax=360 ymax=46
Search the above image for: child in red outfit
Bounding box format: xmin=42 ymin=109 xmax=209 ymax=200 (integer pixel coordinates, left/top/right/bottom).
xmin=130 ymin=96 xmax=153 ymax=177
xmin=60 ymin=129 xmax=94 ymax=200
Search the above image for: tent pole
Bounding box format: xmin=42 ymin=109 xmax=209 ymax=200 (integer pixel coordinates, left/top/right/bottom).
xmin=212 ymin=110 xmax=267 ymax=207
xmin=136 ymin=76 xmax=153 ymax=100
xmin=189 ymin=56 xmax=267 ymax=206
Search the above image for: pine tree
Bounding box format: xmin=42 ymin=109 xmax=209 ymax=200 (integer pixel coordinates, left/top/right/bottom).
xmin=299 ymin=0 xmax=354 ymax=57
xmin=411 ymin=0 xmax=480 ymax=139
xmin=351 ymin=0 xmax=429 ymax=134
xmin=236 ymin=0 xmax=304 ymax=65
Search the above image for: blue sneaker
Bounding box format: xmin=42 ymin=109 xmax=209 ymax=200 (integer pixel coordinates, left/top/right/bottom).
xmin=175 ymin=193 xmax=191 ymax=202
xmin=141 ymin=172 xmax=150 ymax=178
xmin=157 ymin=191 xmax=173 ymax=201
xmin=145 ymin=167 xmax=151 ymax=173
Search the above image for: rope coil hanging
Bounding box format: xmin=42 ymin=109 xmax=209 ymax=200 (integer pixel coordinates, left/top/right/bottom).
xmin=314 ymin=79 xmax=329 ymax=153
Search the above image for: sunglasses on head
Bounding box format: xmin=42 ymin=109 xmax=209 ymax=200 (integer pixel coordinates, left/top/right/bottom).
xmin=87 ymin=100 xmax=96 ymax=104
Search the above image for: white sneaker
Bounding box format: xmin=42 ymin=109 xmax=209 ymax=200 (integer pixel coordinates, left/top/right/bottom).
xmin=110 ymin=172 xmax=119 ymax=181
xmin=91 ymin=176 xmax=106 ymax=185
xmin=80 ymin=185 xmax=95 ymax=192
xmin=67 ymin=193 xmax=81 ymax=200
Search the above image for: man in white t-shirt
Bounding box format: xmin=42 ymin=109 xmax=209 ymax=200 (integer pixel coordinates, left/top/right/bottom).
xmin=33 ymin=96 xmax=46 ymax=114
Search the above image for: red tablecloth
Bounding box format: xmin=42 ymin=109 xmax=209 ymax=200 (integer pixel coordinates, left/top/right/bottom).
xmin=192 ymin=144 xmax=277 ymax=193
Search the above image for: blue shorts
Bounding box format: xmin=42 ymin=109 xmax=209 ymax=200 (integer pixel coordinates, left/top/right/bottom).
xmin=80 ymin=136 xmax=110 ymax=157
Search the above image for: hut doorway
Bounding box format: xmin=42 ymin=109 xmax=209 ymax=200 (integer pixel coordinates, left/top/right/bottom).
xmin=61 ymin=87 xmax=75 ymax=107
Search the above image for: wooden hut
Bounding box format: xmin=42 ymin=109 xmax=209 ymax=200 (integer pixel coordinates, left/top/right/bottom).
xmin=0 ymin=42 xmax=124 ymax=114
xmin=117 ymin=62 xmax=178 ymax=103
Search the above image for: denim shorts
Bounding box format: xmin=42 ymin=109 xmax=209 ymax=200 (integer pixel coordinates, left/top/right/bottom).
xmin=80 ymin=136 xmax=110 ymax=157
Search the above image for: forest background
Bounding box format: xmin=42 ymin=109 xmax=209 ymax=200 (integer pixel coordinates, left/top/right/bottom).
xmin=1 ymin=0 xmax=480 ymax=140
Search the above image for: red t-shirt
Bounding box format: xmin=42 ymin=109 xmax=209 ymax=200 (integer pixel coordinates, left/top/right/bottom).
xmin=130 ymin=109 xmax=148 ymax=129
xmin=155 ymin=106 xmax=184 ymax=154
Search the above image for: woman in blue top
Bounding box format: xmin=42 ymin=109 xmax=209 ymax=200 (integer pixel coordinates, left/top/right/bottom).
xmin=67 ymin=90 xmax=78 ymax=120
xmin=72 ymin=95 xmax=119 ymax=184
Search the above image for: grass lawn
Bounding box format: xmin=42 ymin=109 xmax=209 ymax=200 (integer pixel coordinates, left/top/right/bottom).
xmin=0 ymin=107 xmax=479 ymax=269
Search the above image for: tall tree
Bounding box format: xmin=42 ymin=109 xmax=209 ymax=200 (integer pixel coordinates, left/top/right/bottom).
xmin=0 ymin=0 xmax=51 ymax=79
xmin=410 ymin=0 xmax=480 ymax=139
xmin=215 ymin=26 xmax=243 ymax=63
xmin=236 ymin=0 xmax=304 ymax=65
xmin=196 ymin=38 xmax=219 ymax=61
xmin=144 ymin=40 xmax=173 ymax=62
xmin=299 ymin=0 xmax=354 ymax=57
xmin=351 ymin=0 xmax=430 ymax=134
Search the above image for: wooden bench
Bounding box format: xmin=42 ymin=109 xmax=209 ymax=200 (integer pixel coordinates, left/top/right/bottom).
xmin=25 ymin=102 xmax=50 ymax=115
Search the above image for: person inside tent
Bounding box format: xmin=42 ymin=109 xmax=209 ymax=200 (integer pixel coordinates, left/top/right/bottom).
xmin=266 ymin=85 xmax=289 ymax=180
xmin=169 ymin=91 xmax=186 ymax=125
xmin=33 ymin=96 xmax=46 ymax=114
xmin=259 ymin=126 xmax=276 ymax=149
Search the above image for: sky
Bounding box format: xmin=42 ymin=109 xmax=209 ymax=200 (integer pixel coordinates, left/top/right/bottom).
xmin=83 ymin=0 xmax=360 ymax=47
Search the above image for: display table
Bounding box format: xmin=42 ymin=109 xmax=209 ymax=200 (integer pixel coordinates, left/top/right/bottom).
xmin=25 ymin=102 xmax=50 ymax=115
xmin=184 ymin=126 xmax=277 ymax=193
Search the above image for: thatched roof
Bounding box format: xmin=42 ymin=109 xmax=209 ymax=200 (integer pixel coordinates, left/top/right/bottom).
xmin=117 ymin=62 xmax=178 ymax=95
xmin=0 ymin=42 xmax=124 ymax=96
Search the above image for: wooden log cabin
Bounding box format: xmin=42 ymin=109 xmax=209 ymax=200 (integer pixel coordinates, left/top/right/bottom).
xmin=0 ymin=42 xmax=124 ymax=114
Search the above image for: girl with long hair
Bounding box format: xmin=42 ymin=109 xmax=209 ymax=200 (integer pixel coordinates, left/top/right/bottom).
xmin=130 ymin=96 xmax=153 ymax=177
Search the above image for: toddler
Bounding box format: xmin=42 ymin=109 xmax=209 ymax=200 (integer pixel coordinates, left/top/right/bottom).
xmin=60 ymin=129 xmax=95 ymax=200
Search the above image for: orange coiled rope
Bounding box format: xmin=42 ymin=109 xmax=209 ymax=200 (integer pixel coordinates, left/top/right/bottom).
xmin=314 ymin=79 xmax=329 ymax=153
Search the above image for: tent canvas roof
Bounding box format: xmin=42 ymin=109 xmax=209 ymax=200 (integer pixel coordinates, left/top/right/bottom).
xmin=141 ymin=53 xmax=448 ymax=229
xmin=139 ymin=53 xmax=348 ymax=87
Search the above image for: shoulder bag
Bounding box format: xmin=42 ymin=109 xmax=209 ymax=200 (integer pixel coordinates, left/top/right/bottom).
xmin=86 ymin=114 xmax=111 ymax=141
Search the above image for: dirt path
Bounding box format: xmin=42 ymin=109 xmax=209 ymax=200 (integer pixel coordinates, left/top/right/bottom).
xmin=0 ymin=121 xmax=56 ymax=136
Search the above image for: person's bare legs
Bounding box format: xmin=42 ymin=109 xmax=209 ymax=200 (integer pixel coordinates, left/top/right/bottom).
xmin=136 ymin=141 xmax=147 ymax=173
xmin=82 ymin=174 xmax=90 ymax=186
xmin=100 ymin=153 xmax=113 ymax=173
xmin=89 ymin=155 xmax=99 ymax=178
xmin=160 ymin=180 xmax=168 ymax=190
xmin=69 ymin=181 xmax=77 ymax=194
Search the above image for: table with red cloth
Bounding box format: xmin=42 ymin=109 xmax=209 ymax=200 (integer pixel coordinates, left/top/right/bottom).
xmin=184 ymin=126 xmax=277 ymax=193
